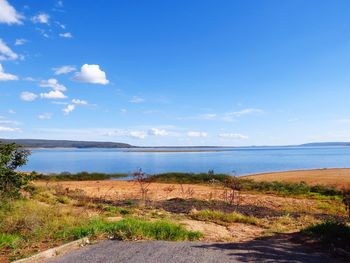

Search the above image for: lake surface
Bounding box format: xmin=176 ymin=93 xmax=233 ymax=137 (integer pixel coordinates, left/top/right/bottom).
xmin=21 ymin=146 xmax=350 ymax=176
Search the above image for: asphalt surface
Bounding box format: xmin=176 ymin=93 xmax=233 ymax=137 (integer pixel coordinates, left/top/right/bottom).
xmin=48 ymin=237 xmax=342 ymax=263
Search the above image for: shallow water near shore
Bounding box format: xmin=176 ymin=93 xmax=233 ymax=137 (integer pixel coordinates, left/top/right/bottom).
xmin=21 ymin=146 xmax=350 ymax=176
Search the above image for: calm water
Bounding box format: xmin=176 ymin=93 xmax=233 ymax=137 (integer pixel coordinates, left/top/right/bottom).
xmin=21 ymin=146 xmax=350 ymax=176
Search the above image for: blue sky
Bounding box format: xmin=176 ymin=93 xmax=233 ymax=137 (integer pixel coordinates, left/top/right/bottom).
xmin=1 ymin=0 xmax=350 ymax=146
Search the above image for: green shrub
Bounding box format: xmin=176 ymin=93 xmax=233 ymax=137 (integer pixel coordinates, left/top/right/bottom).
xmin=36 ymin=171 xmax=128 ymax=181
xmin=192 ymin=210 xmax=258 ymax=225
xmin=149 ymin=172 xmax=229 ymax=184
xmin=303 ymin=220 xmax=350 ymax=248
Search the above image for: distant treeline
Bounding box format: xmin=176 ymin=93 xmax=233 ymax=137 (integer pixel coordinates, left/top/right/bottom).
xmin=0 ymin=139 xmax=134 ymax=148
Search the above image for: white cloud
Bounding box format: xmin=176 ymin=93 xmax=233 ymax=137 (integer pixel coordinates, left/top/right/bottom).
xmin=51 ymin=101 xmax=68 ymax=105
xmin=231 ymin=108 xmax=263 ymax=117
xmin=72 ymin=99 xmax=88 ymax=105
xmin=0 ymin=64 xmax=18 ymax=81
xmin=32 ymin=13 xmax=50 ymax=24
xmin=219 ymin=133 xmax=248 ymax=140
xmin=56 ymin=0 xmax=63 ymax=7
xmin=59 ymin=32 xmax=73 ymax=38
xmin=187 ymin=131 xmax=208 ymax=137
xmin=40 ymin=90 xmax=67 ymax=99
xmin=72 ymin=64 xmax=109 ymax=85
xmin=0 ymin=39 xmax=18 ymax=61
xmin=148 ymin=128 xmax=168 ymax=136
xmin=38 ymin=113 xmax=52 ymax=120
xmin=20 ymin=91 xmax=37 ymax=101
xmin=23 ymin=77 xmax=36 ymax=81
xmin=40 ymin=78 xmax=67 ymax=91
xmin=8 ymin=109 xmax=15 ymax=114
xmin=15 ymin=38 xmax=26 ymax=46
xmin=0 ymin=126 xmax=20 ymax=132
xmin=129 ymin=131 xmax=147 ymax=139
xmin=130 ymin=96 xmax=145 ymax=103
xmin=0 ymin=0 xmax=24 ymax=25
xmin=52 ymin=65 xmax=76 ymax=75
xmin=62 ymin=104 xmax=75 ymax=115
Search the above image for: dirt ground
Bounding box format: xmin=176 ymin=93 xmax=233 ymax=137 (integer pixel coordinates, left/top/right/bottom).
xmin=244 ymin=168 xmax=350 ymax=189
xmin=36 ymin=180 xmax=325 ymax=214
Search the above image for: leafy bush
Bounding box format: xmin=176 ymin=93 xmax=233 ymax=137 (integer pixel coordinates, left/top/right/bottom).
xmin=192 ymin=209 xmax=258 ymax=225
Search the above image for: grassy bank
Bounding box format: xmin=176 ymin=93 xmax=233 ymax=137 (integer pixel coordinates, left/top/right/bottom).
xmin=148 ymin=172 xmax=342 ymax=199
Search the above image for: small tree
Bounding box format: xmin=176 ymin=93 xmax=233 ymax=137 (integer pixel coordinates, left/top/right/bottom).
xmin=0 ymin=142 xmax=31 ymax=201
xmin=132 ymin=168 xmax=152 ymax=204
xmin=222 ymin=176 xmax=242 ymax=208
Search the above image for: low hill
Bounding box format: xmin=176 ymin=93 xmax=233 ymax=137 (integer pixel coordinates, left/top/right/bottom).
xmin=300 ymin=142 xmax=350 ymax=147
xmin=0 ymin=139 xmax=134 ymax=148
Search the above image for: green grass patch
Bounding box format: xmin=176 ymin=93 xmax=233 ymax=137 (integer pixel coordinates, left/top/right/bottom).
xmin=192 ymin=209 xmax=258 ymax=225
xmin=35 ymin=171 xmax=128 ymax=181
xmin=102 ymin=205 xmax=130 ymax=215
xmin=0 ymin=233 xmax=22 ymax=249
xmin=66 ymin=218 xmax=202 ymax=241
xmin=303 ymin=220 xmax=350 ymax=248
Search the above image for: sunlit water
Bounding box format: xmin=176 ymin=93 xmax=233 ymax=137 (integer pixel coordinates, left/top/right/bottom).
xmin=21 ymin=146 xmax=350 ymax=176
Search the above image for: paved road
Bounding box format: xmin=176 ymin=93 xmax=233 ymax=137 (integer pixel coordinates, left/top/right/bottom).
xmin=49 ymin=236 xmax=343 ymax=263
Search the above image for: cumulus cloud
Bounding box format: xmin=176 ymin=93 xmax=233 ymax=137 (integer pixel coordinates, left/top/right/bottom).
xmin=0 ymin=64 xmax=18 ymax=81
xmin=129 ymin=96 xmax=145 ymax=103
xmin=40 ymin=78 xmax=66 ymax=91
xmin=72 ymin=99 xmax=88 ymax=105
xmin=15 ymin=38 xmax=26 ymax=46
xmin=0 ymin=0 xmax=24 ymax=25
xmin=0 ymin=39 xmax=18 ymax=61
xmin=40 ymin=90 xmax=67 ymax=99
xmin=187 ymin=131 xmax=208 ymax=137
xmin=38 ymin=113 xmax=52 ymax=120
xmin=219 ymin=133 xmax=248 ymax=140
xmin=31 ymin=13 xmax=50 ymax=24
xmin=62 ymin=104 xmax=75 ymax=115
xmin=72 ymin=64 xmax=109 ymax=85
xmin=59 ymin=32 xmax=73 ymax=38
xmin=148 ymin=128 xmax=168 ymax=136
xmin=20 ymin=91 xmax=37 ymax=101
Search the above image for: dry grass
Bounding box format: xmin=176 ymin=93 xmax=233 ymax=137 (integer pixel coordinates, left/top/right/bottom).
xmin=244 ymin=168 xmax=350 ymax=189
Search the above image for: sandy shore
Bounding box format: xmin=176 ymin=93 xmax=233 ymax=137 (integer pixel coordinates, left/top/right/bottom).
xmin=244 ymin=168 xmax=350 ymax=189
